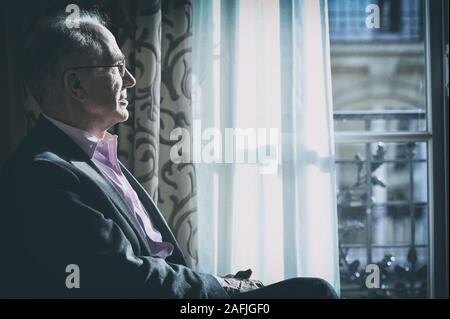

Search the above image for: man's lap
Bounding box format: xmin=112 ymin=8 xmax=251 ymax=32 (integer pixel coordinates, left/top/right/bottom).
xmin=232 ymin=277 xmax=339 ymax=299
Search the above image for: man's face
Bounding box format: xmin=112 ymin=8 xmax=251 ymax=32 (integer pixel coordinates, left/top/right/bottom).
xmin=81 ymin=24 xmax=136 ymax=129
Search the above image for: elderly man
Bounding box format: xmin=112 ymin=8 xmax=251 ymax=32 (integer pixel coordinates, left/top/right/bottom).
xmin=0 ymin=11 xmax=337 ymax=299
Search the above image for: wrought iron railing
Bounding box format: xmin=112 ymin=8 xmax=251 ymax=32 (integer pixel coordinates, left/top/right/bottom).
xmin=334 ymin=109 xmax=428 ymax=299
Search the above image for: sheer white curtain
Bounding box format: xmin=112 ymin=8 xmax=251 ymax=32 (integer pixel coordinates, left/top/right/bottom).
xmin=192 ymin=0 xmax=340 ymax=293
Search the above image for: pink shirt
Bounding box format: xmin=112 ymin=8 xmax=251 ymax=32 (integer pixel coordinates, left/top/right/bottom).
xmin=43 ymin=114 xmax=174 ymax=259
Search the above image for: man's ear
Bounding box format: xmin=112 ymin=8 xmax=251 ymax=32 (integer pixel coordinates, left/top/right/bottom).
xmin=63 ymin=71 xmax=88 ymax=102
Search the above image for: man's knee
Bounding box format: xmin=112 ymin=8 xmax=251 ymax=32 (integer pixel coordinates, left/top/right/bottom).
xmin=286 ymin=277 xmax=339 ymax=299
xmin=309 ymin=278 xmax=338 ymax=299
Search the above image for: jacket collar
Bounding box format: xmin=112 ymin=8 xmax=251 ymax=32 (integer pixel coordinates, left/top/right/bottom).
xmin=31 ymin=114 xmax=92 ymax=162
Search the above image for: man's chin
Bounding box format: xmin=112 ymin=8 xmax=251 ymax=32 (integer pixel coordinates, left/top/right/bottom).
xmin=114 ymin=108 xmax=129 ymax=123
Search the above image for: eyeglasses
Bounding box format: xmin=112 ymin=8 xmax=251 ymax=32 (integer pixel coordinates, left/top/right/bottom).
xmin=64 ymin=60 xmax=127 ymax=78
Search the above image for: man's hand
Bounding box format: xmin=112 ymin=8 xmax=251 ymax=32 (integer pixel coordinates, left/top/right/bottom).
xmin=226 ymin=269 xmax=253 ymax=280
xmin=218 ymin=269 xmax=264 ymax=295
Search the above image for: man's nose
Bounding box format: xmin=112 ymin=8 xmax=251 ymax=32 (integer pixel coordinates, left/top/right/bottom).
xmin=123 ymin=68 xmax=136 ymax=89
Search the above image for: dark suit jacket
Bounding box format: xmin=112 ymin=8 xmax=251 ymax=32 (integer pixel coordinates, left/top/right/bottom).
xmin=0 ymin=115 xmax=228 ymax=299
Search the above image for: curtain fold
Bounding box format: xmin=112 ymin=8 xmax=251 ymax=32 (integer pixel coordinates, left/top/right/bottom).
xmin=159 ymin=0 xmax=198 ymax=268
xmin=191 ymin=0 xmax=219 ymax=275
xmin=284 ymin=0 xmax=340 ymax=292
xmin=193 ymin=0 xmax=340 ymax=293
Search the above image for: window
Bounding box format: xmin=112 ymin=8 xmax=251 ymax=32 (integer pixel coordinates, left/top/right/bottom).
xmin=193 ymin=0 xmax=447 ymax=298
xmin=329 ymin=0 xmax=447 ymax=298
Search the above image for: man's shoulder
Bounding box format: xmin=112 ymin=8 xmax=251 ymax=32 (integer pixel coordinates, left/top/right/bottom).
xmin=2 ymin=115 xmax=87 ymax=172
xmin=4 ymin=133 xmax=62 ymax=165
xmin=0 ymin=134 xmax=82 ymax=214
xmin=2 ymin=131 xmax=77 ymax=184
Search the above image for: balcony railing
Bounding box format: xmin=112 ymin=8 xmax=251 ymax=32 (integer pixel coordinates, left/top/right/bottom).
xmin=333 ymin=109 xmax=428 ymax=299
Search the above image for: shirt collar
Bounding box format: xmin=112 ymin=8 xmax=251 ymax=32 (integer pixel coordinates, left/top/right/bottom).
xmin=42 ymin=113 xmax=117 ymax=160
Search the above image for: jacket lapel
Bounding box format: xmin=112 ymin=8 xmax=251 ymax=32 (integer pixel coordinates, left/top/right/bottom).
xmin=71 ymin=160 xmax=152 ymax=255
xmin=120 ymin=163 xmax=187 ymax=266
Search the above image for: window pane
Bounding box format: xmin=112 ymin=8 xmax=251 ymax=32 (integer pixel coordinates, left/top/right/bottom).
xmin=328 ymin=0 xmax=427 ymax=132
xmin=342 ymin=247 xmax=428 ymax=298
xmin=336 ymin=142 xmax=429 ymax=298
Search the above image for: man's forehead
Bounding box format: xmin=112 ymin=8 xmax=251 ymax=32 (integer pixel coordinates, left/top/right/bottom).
xmin=88 ymin=23 xmax=124 ymax=62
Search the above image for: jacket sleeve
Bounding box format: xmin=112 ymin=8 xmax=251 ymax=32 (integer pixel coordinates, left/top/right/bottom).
xmin=6 ymin=158 xmax=228 ymax=299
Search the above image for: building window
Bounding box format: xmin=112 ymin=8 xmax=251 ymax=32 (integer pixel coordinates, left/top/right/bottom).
xmin=328 ymin=0 xmax=423 ymax=42
xmin=328 ymin=0 xmax=432 ymax=298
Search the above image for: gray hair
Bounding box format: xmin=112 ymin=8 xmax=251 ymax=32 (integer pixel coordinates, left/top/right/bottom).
xmin=22 ymin=10 xmax=109 ymax=109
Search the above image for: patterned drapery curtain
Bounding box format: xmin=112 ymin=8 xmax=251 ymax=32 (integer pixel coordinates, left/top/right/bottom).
xmin=21 ymin=0 xmax=198 ymax=268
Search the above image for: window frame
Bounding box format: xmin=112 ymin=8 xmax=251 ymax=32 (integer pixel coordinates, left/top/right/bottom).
xmin=426 ymin=0 xmax=448 ymax=299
